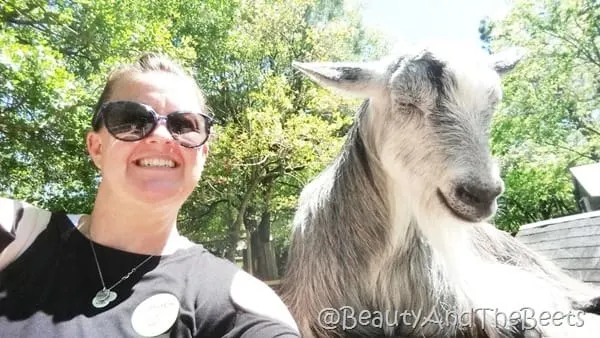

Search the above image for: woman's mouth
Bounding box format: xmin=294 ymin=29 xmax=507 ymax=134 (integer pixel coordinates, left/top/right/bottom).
xmin=135 ymin=158 xmax=177 ymax=168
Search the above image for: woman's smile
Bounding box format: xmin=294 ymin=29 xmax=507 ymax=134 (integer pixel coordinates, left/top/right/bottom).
xmin=136 ymin=158 xmax=177 ymax=168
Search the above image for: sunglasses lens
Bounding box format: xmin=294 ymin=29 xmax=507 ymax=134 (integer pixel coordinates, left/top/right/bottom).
xmin=168 ymin=112 xmax=208 ymax=148
xmin=103 ymin=102 xmax=155 ymax=141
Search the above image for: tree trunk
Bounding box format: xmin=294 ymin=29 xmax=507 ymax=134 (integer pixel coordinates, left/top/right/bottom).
xmin=246 ymin=228 xmax=253 ymax=275
xmin=252 ymin=209 xmax=279 ymax=280
xmin=233 ymin=168 xmax=261 ymax=271
xmin=251 ymin=177 xmax=279 ymax=280
xmin=225 ymin=204 xmax=238 ymax=262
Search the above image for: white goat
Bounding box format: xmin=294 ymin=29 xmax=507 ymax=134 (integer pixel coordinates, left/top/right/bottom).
xmin=280 ymin=44 xmax=600 ymax=338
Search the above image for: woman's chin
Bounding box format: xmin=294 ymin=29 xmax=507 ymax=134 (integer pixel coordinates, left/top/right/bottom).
xmin=129 ymin=180 xmax=186 ymax=205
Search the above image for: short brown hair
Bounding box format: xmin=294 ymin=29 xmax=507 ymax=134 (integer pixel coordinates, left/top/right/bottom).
xmin=91 ymin=52 xmax=208 ymax=131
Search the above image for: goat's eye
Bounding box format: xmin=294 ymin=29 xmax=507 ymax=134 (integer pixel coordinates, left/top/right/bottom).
xmin=481 ymin=108 xmax=494 ymax=118
xmin=488 ymin=91 xmax=500 ymax=107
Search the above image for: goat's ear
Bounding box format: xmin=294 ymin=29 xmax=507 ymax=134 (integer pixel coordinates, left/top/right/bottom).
xmin=292 ymin=61 xmax=386 ymax=98
xmin=489 ymin=47 xmax=528 ymax=76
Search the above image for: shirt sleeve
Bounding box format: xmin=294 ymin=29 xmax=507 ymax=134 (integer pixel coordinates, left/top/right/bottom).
xmin=222 ymin=311 xmax=300 ymax=338
xmin=224 ymin=270 xmax=300 ymax=337
xmin=0 ymin=197 xmax=52 ymax=271
xmin=0 ymin=197 xmax=21 ymax=242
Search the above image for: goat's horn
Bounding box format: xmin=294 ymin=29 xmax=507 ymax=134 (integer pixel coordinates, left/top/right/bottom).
xmin=291 ymin=61 xmax=386 ymax=98
xmin=489 ymin=46 xmax=528 ymax=75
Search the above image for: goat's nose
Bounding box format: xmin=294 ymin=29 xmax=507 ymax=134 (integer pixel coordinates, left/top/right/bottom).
xmin=455 ymin=181 xmax=503 ymax=210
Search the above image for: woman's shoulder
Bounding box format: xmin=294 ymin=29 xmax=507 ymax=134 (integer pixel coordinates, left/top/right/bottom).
xmin=228 ymin=268 xmax=299 ymax=333
xmin=0 ymin=197 xmax=52 ymax=236
xmin=159 ymin=240 xmax=297 ymax=334
xmin=173 ymin=245 xmax=299 ymax=335
xmin=0 ymin=197 xmax=53 ymax=271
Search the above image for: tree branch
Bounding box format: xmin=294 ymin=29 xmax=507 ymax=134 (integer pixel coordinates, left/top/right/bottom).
xmin=539 ymin=138 xmax=597 ymax=161
xmin=195 ymin=199 xmax=230 ymax=219
xmin=232 ymin=155 xmax=271 ymax=167
xmin=285 ymin=165 xmax=306 ymax=172
xmin=276 ymin=181 xmax=302 ymax=190
xmin=234 ymin=168 xmax=262 ymax=234
xmin=584 ymin=125 xmax=600 ymax=137
xmin=544 ymin=29 xmax=600 ymax=69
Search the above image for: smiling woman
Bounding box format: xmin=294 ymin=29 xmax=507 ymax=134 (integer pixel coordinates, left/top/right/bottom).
xmin=0 ymin=53 xmax=299 ymax=338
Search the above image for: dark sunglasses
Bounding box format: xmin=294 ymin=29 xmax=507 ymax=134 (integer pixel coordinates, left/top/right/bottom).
xmin=92 ymin=101 xmax=213 ymax=148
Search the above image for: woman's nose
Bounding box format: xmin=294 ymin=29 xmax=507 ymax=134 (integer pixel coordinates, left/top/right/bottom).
xmin=145 ymin=119 xmax=174 ymax=144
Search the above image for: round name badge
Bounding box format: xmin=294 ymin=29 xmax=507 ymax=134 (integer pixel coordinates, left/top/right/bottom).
xmin=131 ymin=293 xmax=180 ymax=337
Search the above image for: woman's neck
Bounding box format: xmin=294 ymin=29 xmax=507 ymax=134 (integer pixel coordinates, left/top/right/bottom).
xmin=81 ymin=193 xmax=188 ymax=256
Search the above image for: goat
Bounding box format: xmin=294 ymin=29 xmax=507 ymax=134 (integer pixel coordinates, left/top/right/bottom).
xmin=279 ymin=44 xmax=600 ymax=338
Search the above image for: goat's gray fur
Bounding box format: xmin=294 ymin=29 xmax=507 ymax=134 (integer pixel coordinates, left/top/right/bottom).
xmin=280 ymin=44 xmax=600 ymax=338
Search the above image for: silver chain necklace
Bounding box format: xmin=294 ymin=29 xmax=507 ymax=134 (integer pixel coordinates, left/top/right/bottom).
xmin=89 ymin=240 xmax=154 ymax=308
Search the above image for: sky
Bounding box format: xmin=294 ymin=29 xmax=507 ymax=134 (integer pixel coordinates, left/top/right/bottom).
xmin=356 ymin=0 xmax=514 ymax=51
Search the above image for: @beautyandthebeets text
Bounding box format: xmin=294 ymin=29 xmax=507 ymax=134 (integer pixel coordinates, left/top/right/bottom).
xmin=317 ymin=306 xmax=586 ymax=331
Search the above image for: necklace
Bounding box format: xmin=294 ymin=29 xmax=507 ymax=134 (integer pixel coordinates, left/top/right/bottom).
xmin=89 ymin=240 xmax=154 ymax=308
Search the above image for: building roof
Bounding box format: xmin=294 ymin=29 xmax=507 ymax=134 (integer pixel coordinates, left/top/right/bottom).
xmin=569 ymin=162 xmax=600 ymax=197
xmin=516 ymin=210 xmax=600 ymax=286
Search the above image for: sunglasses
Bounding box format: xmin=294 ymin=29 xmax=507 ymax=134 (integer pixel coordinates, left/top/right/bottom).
xmin=92 ymin=101 xmax=213 ymax=148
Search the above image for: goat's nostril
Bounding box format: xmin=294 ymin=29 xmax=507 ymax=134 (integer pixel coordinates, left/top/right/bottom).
xmin=455 ymin=183 xmax=502 ymax=207
xmin=456 ymin=185 xmax=481 ymax=205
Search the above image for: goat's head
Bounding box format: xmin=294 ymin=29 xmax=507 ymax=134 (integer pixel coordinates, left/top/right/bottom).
xmin=293 ymin=45 xmax=525 ymax=223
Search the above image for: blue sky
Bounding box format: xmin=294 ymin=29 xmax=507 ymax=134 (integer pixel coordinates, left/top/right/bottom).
xmin=357 ymin=0 xmax=513 ymax=50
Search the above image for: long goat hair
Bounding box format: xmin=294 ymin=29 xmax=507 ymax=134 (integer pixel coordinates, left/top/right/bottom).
xmin=279 ymin=44 xmax=600 ymax=338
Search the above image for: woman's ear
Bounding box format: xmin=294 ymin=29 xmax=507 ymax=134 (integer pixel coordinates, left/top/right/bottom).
xmin=86 ymin=131 xmax=103 ymax=170
xmin=201 ymin=142 xmax=209 ymax=156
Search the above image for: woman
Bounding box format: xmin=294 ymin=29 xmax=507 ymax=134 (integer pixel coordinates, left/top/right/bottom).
xmin=0 ymin=53 xmax=300 ymax=337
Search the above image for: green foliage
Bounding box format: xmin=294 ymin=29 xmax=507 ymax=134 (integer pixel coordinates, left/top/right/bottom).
xmin=6 ymin=0 xmax=598 ymax=272
xmin=478 ymin=17 xmax=495 ymax=54
xmin=0 ymin=0 xmax=388 ymax=274
xmin=177 ymin=0 xmax=388 ymax=262
xmin=6 ymin=0 xmax=598 ymax=275
xmin=487 ymin=0 xmax=600 ymax=231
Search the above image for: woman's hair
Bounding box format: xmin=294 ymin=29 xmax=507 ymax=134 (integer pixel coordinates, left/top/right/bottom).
xmin=91 ymin=52 xmax=208 ymax=131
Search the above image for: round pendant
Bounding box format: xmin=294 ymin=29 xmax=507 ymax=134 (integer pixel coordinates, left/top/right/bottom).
xmin=92 ymin=289 xmax=117 ymax=308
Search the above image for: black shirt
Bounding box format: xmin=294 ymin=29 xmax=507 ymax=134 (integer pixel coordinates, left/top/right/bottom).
xmin=0 ymin=205 xmax=299 ymax=337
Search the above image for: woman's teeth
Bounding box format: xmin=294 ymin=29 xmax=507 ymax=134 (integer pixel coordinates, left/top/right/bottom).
xmin=137 ymin=158 xmax=176 ymax=168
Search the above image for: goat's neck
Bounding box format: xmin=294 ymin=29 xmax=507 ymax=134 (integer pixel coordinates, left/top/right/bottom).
xmin=384 ymin=176 xmax=592 ymax=325
xmin=386 ymin=172 xmax=471 ymax=261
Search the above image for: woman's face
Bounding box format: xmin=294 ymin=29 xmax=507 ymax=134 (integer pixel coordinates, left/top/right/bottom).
xmin=86 ymin=71 xmax=209 ymax=208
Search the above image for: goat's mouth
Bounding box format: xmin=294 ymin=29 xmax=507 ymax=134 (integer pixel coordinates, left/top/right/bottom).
xmin=437 ymin=188 xmax=495 ymax=223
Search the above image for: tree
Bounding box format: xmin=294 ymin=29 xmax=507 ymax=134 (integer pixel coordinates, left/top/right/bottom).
xmin=177 ymin=0 xmax=389 ymax=279
xmin=485 ymin=0 xmax=600 ymax=233
xmin=0 ymin=0 xmax=389 ymax=280
xmin=0 ymin=0 xmax=227 ymax=212
xmin=478 ymin=16 xmax=495 ymax=54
